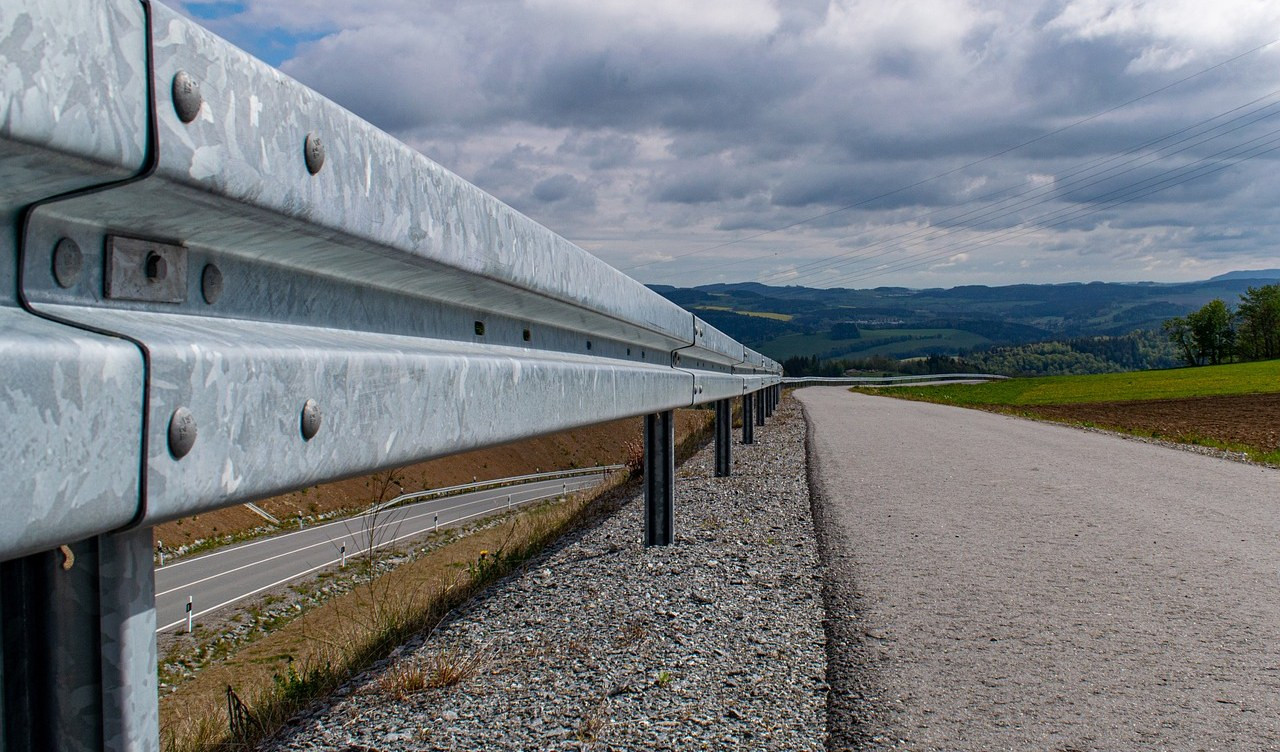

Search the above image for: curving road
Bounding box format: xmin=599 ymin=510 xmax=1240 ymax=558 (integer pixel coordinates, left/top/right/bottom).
xmin=798 ymin=387 xmax=1280 ymax=750
xmin=155 ymin=473 xmax=609 ymax=632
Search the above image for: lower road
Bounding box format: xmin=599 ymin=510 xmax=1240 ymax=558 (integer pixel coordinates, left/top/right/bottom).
xmin=155 ymin=473 xmax=609 ymax=633
xmin=798 ymin=387 xmax=1280 ymax=750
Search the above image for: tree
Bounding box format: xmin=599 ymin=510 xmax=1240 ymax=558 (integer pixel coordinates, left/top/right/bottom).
xmin=1187 ymin=299 xmax=1235 ymax=366
xmin=1235 ymin=284 xmax=1280 ymax=361
xmin=1163 ymin=316 xmax=1198 ymax=366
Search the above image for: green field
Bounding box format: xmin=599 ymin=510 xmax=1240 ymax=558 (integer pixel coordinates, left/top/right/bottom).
xmin=868 ymin=359 xmax=1280 ymax=406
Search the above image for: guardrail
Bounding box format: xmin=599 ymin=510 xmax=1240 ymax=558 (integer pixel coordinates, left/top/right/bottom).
xmin=784 ymin=373 xmax=1010 ymax=387
xmin=0 ymin=2 xmax=781 ymax=750
xmin=371 ymin=465 xmax=626 ymax=514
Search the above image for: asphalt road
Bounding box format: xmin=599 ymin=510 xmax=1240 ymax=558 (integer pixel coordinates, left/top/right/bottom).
xmin=155 ymin=473 xmax=608 ymax=632
xmin=798 ymin=387 xmax=1280 ymax=751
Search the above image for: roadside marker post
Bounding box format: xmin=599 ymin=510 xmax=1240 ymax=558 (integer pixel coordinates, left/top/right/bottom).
xmin=186 ymin=597 xmax=193 ymax=633
xmin=340 ymin=544 xmax=346 ymax=569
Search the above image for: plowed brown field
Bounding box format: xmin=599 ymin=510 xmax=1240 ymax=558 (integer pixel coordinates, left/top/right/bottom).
xmin=1022 ymin=392 xmax=1280 ymax=453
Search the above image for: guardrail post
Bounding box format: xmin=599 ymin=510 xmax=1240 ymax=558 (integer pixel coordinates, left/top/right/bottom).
xmin=764 ymin=385 xmax=774 ymax=418
xmin=714 ymin=399 xmax=732 ymax=477
xmin=755 ymin=390 xmax=766 ymax=426
xmin=1 ymin=528 xmax=157 ymax=752
xmin=742 ymin=393 xmax=755 ymax=445
xmin=644 ymin=411 xmax=675 ymax=546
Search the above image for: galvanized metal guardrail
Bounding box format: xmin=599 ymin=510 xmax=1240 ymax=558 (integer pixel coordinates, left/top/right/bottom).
xmin=0 ymin=2 xmax=781 ymax=750
xmin=370 ymin=464 xmax=626 ymax=514
xmin=783 ymin=373 xmax=1010 ymax=388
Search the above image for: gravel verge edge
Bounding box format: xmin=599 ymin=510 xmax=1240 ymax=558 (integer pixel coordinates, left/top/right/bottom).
xmin=800 ymin=398 xmax=889 ymax=752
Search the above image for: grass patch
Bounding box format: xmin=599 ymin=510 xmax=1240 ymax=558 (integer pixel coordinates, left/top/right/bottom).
xmin=863 ymin=359 xmax=1280 ymax=407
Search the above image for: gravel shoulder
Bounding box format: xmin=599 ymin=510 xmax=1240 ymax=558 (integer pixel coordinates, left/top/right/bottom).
xmin=799 ymin=386 xmax=1280 ymax=751
xmin=260 ymin=396 xmax=826 ymax=752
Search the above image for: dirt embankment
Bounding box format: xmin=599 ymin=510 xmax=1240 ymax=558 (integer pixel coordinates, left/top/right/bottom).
xmin=155 ymin=411 xmax=714 ymax=549
xmin=1022 ymin=392 xmax=1280 ymax=454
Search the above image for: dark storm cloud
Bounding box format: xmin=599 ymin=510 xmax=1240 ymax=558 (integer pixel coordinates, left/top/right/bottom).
xmin=556 ymin=132 xmax=640 ymax=171
xmin=179 ymin=0 xmax=1280 ymax=286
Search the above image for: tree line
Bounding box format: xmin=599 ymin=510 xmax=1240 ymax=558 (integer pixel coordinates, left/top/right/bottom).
xmin=780 ymin=330 xmax=1180 ymax=378
xmin=1162 ymin=284 xmax=1280 ymax=366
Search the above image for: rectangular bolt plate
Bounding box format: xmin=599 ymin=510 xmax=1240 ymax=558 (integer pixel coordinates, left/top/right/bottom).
xmin=104 ymin=236 xmax=188 ymax=303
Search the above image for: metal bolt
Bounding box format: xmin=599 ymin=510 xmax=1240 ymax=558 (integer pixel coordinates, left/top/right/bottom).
xmin=168 ymin=407 xmax=197 ymax=459
xmin=52 ymin=237 xmax=83 ymax=288
xmin=300 ymin=398 xmax=321 ymax=441
xmin=172 ymin=71 xmax=202 ymax=123
xmin=304 ymin=132 xmax=325 ymax=175
xmin=201 ymin=263 xmax=223 ymax=304
xmin=144 ymin=252 xmax=168 ymax=281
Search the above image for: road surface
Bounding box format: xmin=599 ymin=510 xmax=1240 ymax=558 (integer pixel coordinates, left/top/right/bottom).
xmin=156 ymin=473 xmax=608 ymax=632
xmin=798 ymin=387 xmax=1280 ymax=750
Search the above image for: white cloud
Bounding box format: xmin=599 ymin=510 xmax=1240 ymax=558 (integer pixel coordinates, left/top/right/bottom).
xmin=180 ymin=0 xmax=1280 ymax=288
xmin=526 ymin=0 xmax=780 ymax=37
xmin=1047 ymin=0 xmax=1280 ymax=71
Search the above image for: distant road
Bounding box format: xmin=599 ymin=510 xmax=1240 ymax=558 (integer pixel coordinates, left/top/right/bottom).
xmin=155 ymin=473 xmax=610 ymax=633
xmin=798 ymin=387 xmax=1280 ymax=750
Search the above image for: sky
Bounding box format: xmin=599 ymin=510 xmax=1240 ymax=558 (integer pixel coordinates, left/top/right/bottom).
xmin=178 ymin=0 xmax=1280 ymax=289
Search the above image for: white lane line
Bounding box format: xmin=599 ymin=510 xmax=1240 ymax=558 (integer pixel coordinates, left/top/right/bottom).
xmin=157 ymin=474 xmax=602 ymax=573
xmin=155 ymin=486 xmax=584 ymax=633
xmin=155 ymin=480 xmax=594 ymax=597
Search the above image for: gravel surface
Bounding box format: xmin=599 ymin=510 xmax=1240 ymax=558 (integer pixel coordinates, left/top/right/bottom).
xmin=799 ymin=387 xmax=1280 ymax=751
xmin=260 ymin=397 xmax=826 ymax=751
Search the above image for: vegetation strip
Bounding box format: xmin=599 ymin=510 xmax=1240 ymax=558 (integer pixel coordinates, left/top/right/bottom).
xmin=861 ymin=359 xmax=1280 ymax=406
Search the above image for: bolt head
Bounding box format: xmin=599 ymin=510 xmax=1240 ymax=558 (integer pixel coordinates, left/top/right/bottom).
xmin=300 ymin=399 xmax=322 ymax=441
xmin=304 ymin=132 xmax=325 ymax=175
xmin=52 ymin=237 xmax=83 ymax=288
xmin=168 ymin=407 xmax=197 ymax=459
xmin=172 ymin=71 xmax=202 ymax=123
xmin=201 ymin=263 xmax=223 ymax=304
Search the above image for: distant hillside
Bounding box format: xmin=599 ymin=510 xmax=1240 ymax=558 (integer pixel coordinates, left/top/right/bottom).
xmin=1208 ymin=269 xmax=1280 ymax=282
xmin=649 ymin=275 xmax=1268 ymax=365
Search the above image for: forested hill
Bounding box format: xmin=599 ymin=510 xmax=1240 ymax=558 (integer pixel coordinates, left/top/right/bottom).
xmin=648 ymin=275 xmax=1275 ymax=374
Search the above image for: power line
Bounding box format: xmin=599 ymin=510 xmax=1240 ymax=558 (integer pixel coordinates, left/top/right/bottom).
xmin=810 ymin=132 xmax=1280 ymax=288
xmin=673 ymin=87 xmax=1280 ymax=284
xmin=623 ymin=36 xmax=1280 ymax=274
xmin=768 ymin=92 xmax=1280 ymax=286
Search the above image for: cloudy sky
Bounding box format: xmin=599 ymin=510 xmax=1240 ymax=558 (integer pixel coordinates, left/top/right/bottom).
xmin=179 ymin=0 xmax=1280 ymax=289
